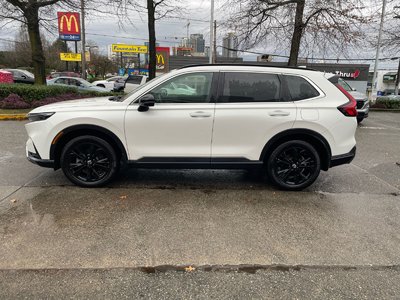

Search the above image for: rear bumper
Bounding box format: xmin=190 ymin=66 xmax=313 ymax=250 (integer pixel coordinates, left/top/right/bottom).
xmin=330 ymin=146 xmax=356 ymax=168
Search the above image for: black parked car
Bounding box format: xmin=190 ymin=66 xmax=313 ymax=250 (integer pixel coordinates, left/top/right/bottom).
xmin=1 ymin=69 xmax=35 ymax=84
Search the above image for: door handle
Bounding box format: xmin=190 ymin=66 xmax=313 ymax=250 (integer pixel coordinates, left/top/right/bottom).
xmin=268 ymin=110 xmax=290 ymax=117
xmin=190 ymin=111 xmax=212 ymax=118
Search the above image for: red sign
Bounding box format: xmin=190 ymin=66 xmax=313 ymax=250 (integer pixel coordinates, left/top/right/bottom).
xmin=57 ymin=12 xmax=81 ymax=41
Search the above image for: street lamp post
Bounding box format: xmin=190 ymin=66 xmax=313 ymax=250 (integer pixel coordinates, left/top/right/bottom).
xmin=370 ymin=0 xmax=387 ymax=101
xmin=209 ymin=0 xmax=214 ymax=64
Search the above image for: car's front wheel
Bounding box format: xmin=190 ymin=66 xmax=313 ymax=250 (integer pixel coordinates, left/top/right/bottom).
xmin=267 ymin=140 xmax=321 ymax=191
xmin=60 ymin=136 xmax=118 ymax=187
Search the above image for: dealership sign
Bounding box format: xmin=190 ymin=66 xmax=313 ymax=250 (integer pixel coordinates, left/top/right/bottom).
xmin=58 ymin=12 xmax=81 ymax=41
xmin=334 ymin=69 xmax=361 ymax=79
xmin=60 ymin=53 xmax=82 ymax=62
xmin=112 ymin=44 xmax=148 ymax=53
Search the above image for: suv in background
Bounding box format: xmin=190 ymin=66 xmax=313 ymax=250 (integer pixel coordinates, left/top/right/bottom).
xmin=114 ymin=74 xmax=148 ymax=93
xmin=25 ymin=65 xmax=357 ymax=190
xmin=325 ymin=74 xmax=369 ymax=123
xmin=1 ymin=69 xmax=35 ymax=84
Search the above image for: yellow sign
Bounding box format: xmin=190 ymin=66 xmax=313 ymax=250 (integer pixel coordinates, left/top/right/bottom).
xmin=111 ymin=44 xmax=148 ymax=53
xmin=60 ymin=53 xmax=82 ymax=61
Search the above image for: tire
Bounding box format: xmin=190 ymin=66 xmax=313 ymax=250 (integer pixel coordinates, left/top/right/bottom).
xmin=97 ymin=84 xmax=105 ymax=88
xmin=60 ymin=135 xmax=119 ymax=187
xmin=357 ymin=117 xmax=364 ymax=124
xmin=266 ymin=140 xmax=321 ymax=191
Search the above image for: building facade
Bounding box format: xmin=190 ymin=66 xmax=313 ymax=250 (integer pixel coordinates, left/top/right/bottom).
xmin=222 ymin=33 xmax=238 ymax=58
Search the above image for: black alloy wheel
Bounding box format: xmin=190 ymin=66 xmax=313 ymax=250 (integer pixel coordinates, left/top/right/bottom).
xmin=61 ymin=136 xmax=118 ymax=187
xmin=267 ymin=140 xmax=321 ymax=190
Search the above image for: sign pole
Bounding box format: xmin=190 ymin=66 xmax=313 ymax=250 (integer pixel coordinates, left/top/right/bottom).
xmin=138 ymin=53 xmax=141 ymax=74
xmin=75 ymin=41 xmax=79 ymax=72
xmin=64 ymin=41 xmax=68 ymax=71
xmin=81 ymin=0 xmax=87 ymax=79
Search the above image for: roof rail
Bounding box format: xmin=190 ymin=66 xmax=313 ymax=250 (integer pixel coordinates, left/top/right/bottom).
xmin=179 ymin=63 xmax=318 ymax=72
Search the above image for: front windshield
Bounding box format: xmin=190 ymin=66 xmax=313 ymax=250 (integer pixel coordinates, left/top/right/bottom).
xmin=22 ymin=70 xmax=35 ymax=78
xmin=338 ymin=78 xmax=353 ymax=92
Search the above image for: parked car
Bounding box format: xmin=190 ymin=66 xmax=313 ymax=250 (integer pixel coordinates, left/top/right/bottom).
xmin=25 ymin=64 xmax=357 ymax=190
xmin=47 ymin=72 xmax=80 ymax=80
xmin=114 ymin=74 xmax=148 ymax=93
xmin=325 ymin=74 xmax=369 ymax=123
xmin=47 ymin=76 xmax=108 ymax=93
xmin=92 ymin=76 xmax=127 ymax=92
xmin=0 ymin=70 xmax=14 ymax=84
xmin=1 ymin=69 xmax=34 ymax=84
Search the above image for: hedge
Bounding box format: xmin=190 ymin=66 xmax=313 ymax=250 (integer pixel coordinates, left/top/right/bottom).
xmin=372 ymin=96 xmax=400 ymax=109
xmin=0 ymin=84 xmax=119 ymax=109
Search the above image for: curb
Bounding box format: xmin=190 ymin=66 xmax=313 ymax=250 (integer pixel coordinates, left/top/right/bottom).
xmin=370 ymin=108 xmax=400 ymax=112
xmin=0 ymin=114 xmax=28 ymax=121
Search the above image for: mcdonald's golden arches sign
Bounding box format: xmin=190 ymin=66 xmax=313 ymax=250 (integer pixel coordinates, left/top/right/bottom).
xmin=57 ymin=12 xmax=81 ymax=41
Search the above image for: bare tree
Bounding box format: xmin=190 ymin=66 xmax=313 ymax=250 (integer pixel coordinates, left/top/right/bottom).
xmin=223 ymin=0 xmax=370 ymax=65
xmin=0 ymin=0 xmax=72 ymax=84
xmin=108 ymin=0 xmax=181 ymax=80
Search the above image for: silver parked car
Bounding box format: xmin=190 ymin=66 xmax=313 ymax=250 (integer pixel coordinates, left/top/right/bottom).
xmin=47 ymin=77 xmax=109 ymax=93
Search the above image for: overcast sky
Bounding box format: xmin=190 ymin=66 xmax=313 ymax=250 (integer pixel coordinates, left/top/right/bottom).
xmin=0 ymin=0 xmax=398 ymax=69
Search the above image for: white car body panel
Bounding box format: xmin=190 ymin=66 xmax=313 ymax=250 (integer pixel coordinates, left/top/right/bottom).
xmin=124 ymin=103 xmax=215 ymax=159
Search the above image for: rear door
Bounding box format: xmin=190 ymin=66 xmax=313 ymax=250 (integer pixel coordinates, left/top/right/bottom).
xmin=211 ymin=71 xmax=297 ymax=162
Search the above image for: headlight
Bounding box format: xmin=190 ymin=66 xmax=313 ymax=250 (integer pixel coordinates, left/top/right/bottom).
xmin=27 ymin=112 xmax=55 ymax=122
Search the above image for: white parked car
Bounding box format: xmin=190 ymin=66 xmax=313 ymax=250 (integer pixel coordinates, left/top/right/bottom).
xmin=25 ymin=65 xmax=357 ymax=190
xmin=92 ymin=76 xmax=127 ymax=92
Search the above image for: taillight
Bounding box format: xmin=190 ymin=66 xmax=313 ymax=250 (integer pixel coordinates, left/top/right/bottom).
xmin=335 ymin=84 xmax=358 ymax=117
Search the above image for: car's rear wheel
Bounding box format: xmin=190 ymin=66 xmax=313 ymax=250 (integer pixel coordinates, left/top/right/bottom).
xmin=267 ymin=140 xmax=321 ymax=191
xmin=357 ymin=116 xmax=364 ymax=124
xmin=97 ymin=84 xmax=105 ymax=88
xmin=61 ymin=136 xmax=118 ymax=187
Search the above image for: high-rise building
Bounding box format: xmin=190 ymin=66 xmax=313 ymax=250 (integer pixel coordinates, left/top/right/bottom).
xmin=222 ymin=33 xmax=238 ymax=58
xmin=190 ymin=34 xmax=205 ymax=54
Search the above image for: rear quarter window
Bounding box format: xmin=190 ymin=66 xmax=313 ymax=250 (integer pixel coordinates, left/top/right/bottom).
xmin=285 ymin=75 xmax=320 ymax=101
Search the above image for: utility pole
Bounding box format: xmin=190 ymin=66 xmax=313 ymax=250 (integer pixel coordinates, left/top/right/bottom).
xmin=395 ymin=58 xmax=400 ymax=96
xmin=209 ymin=0 xmax=214 ymax=64
xmin=81 ymin=0 xmax=87 ymax=80
xmin=370 ymin=0 xmax=387 ymax=101
xmin=213 ymin=20 xmax=217 ymax=64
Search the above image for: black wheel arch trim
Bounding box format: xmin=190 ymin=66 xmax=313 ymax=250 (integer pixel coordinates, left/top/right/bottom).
xmin=260 ymin=128 xmax=332 ymax=171
xmin=50 ymin=124 xmax=128 ymax=169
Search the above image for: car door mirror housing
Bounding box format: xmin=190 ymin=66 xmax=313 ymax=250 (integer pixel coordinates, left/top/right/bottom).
xmin=138 ymin=94 xmax=155 ymax=112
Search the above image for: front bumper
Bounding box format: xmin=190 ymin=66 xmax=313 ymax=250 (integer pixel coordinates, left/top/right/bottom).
xmin=330 ymin=146 xmax=356 ymax=168
xmin=26 ymin=138 xmax=54 ymax=168
xmin=27 ymin=153 xmax=54 ymax=168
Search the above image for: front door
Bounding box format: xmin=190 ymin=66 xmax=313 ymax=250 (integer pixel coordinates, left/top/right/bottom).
xmin=124 ymin=72 xmax=217 ymax=161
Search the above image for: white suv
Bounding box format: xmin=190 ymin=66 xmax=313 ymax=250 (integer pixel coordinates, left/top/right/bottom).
xmin=25 ymin=65 xmax=357 ymax=190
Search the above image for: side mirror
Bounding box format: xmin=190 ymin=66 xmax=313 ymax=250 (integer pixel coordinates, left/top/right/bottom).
xmin=138 ymin=94 xmax=155 ymax=112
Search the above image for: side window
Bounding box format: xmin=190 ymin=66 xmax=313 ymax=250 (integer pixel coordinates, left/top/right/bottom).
xmin=55 ymin=78 xmax=66 ymax=84
xmin=150 ymin=72 xmax=213 ymax=103
xmin=220 ymin=72 xmax=281 ymax=103
xmin=286 ymin=75 xmax=320 ymax=101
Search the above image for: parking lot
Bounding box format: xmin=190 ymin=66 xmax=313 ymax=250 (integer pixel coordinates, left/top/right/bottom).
xmin=0 ymin=112 xmax=399 ymax=298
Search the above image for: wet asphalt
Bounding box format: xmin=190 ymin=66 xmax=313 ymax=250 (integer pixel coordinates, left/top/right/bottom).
xmin=0 ymin=111 xmax=399 ymax=299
